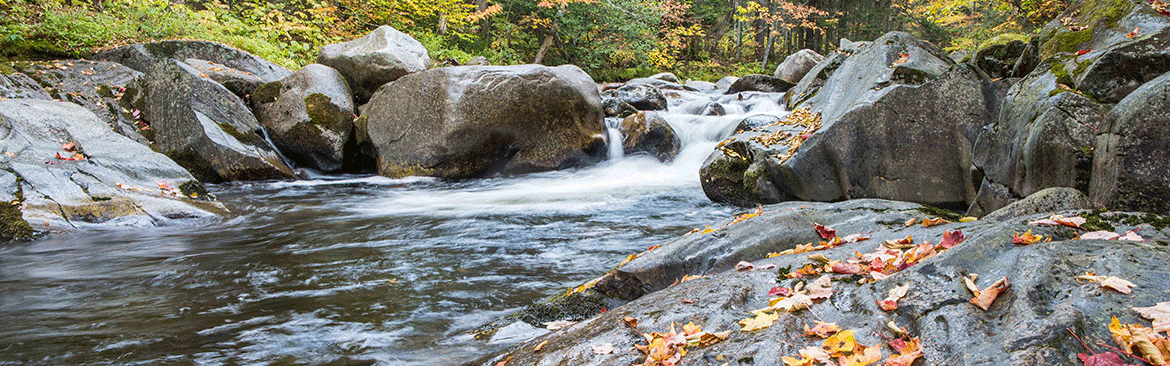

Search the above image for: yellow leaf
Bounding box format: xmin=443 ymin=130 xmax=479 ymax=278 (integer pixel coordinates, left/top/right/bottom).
xmin=823 ymin=330 xmax=856 ymax=355
xmin=839 ymin=344 xmax=882 ymax=366
xmin=683 ymin=322 xmax=701 ymax=336
xmin=739 ymin=311 xmax=779 ymax=332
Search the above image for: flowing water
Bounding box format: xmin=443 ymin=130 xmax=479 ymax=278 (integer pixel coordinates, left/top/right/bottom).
xmin=0 ymin=88 xmax=787 ymax=365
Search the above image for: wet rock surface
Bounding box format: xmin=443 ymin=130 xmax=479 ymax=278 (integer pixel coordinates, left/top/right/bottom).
xmin=252 ymin=64 xmax=354 ymax=173
xmin=360 ymin=64 xmax=605 ymax=179
xmin=469 ymin=198 xmax=1170 ymax=366
xmin=0 ymin=99 xmax=225 ymax=237
xmin=9 ymin=60 xmax=149 ymax=146
xmin=619 ymin=112 xmax=680 ymax=162
xmin=137 ymin=59 xmax=294 ymax=182
xmin=609 ymin=83 xmax=668 ymax=111
xmin=726 ymin=74 xmax=793 ymax=94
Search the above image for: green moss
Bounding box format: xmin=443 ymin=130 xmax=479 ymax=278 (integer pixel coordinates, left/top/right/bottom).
xmin=976 ymin=34 xmax=1030 ymax=59
xmin=0 ymin=62 xmax=15 ymax=75
xmin=178 ymin=180 xmax=212 ymax=201
xmin=381 ymin=164 xmax=434 ymax=178
xmin=1038 ymin=0 xmax=1132 ymax=59
xmin=96 ymin=85 xmax=113 ymax=98
xmin=304 ymin=93 xmax=343 ymax=128
xmin=90 ymin=196 xmax=112 ymax=201
xmin=915 ymin=205 xmax=963 ymax=222
xmin=1082 ymin=208 xmax=1116 ymax=232
xmin=1 ymin=201 xmax=34 ymax=240
xmin=252 ymin=81 xmax=282 ymax=105
xmin=1052 ymin=61 xmax=1075 ymax=87
xmin=217 ymin=123 xmax=261 ymax=146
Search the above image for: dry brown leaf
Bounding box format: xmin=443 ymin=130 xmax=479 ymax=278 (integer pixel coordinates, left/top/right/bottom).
xmin=1076 ymin=274 xmax=1136 ymax=294
xmin=876 ymin=282 xmax=911 ymax=311
xmin=804 ymin=321 xmax=842 ymax=338
xmin=969 ymin=277 xmax=1010 ymax=311
xmin=921 ymin=217 xmax=951 ymax=227
xmin=533 ymin=339 xmax=549 ymax=352
xmin=807 ymin=275 xmax=834 ymax=300
xmin=904 ymin=218 xmax=918 ymax=227
xmin=1134 ymin=302 xmax=1170 ymax=333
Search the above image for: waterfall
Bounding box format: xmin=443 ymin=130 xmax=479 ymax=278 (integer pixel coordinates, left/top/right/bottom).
xmin=605 ymin=117 xmax=624 ymax=160
xmin=259 ymin=127 xmax=296 ymax=169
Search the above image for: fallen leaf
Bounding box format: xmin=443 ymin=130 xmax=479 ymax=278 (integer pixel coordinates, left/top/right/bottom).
xmin=804 ymin=321 xmax=842 ymax=338
xmin=687 ymin=330 xmax=731 ymax=348
xmin=832 ymin=262 xmax=865 ymax=274
xmin=1133 ymin=302 xmax=1170 ymax=333
xmin=622 ymin=316 xmax=639 ymax=329
xmin=1077 ymin=49 xmax=1092 ymax=56
xmin=770 ymin=291 xmax=814 ymax=312
xmin=807 ymin=275 xmax=834 ymax=300
xmin=592 ymin=342 xmax=615 ymax=354
xmin=959 ymin=216 xmax=978 ymax=222
xmin=1012 ymin=229 xmax=1044 ymax=245
xmin=769 ymin=286 xmax=793 ymax=298
xmin=969 ymin=277 xmax=1010 ymax=311
xmin=1081 ymin=231 xmax=1121 ymax=240
xmin=533 ymin=340 xmax=549 ymax=352
xmin=815 ymin=223 xmax=836 ymax=240
xmin=841 ymin=234 xmax=870 ymax=243
xmin=544 ymin=320 xmax=575 ymax=330
xmin=904 ymin=218 xmax=918 ymax=227
xmin=876 ymin=282 xmax=912 ymax=311
xmin=681 ymin=298 xmax=696 ymax=304
xmin=884 ymin=337 xmax=924 ymax=366
xmin=736 ymin=261 xmax=755 ymax=271
xmin=682 ymin=322 xmax=701 ymax=336
xmin=739 ymin=311 xmax=779 ymax=331
xmin=808 ymin=253 xmax=832 ymax=263
xmin=1077 ymin=351 xmax=1138 ymax=366
xmin=1118 ymin=230 xmax=1144 ymax=241
xmin=1076 ymin=274 xmax=1136 ymax=294
xmin=1029 ymin=214 xmax=1087 ymax=229
xmin=921 ymin=217 xmax=950 ymax=227
xmin=940 ymin=230 xmax=967 ymax=249
xmin=61 ymin=142 xmax=76 ymax=152
xmin=891 ymin=53 xmax=910 ymax=67
xmin=823 ymin=330 xmax=857 ymax=355
xmin=493 ymin=356 xmax=512 ymax=366
xmin=884 ymin=235 xmax=915 ymax=249
xmin=839 ymin=344 xmax=882 ymax=366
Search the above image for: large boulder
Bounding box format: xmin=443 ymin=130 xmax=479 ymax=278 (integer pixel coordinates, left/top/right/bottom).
xmin=647 ymin=72 xmax=680 ymax=84
xmin=252 ymin=64 xmax=355 ymax=172
xmin=726 ymin=74 xmax=793 ymax=94
xmin=471 ymin=199 xmax=1170 ymax=366
xmin=784 ymin=52 xmax=847 ymax=109
xmin=0 ymin=71 xmax=51 ymax=100
xmin=317 ymin=25 xmax=431 ymax=102
xmin=968 ymin=63 xmax=1105 ymax=217
xmin=92 ymin=40 xmax=291 ymax=83
xmin=683 ymin=80 xmax=717 ymax=93
xmin=1073 ymin=26 xmax=1170 ymax=102
xmin=619 ymin=112 xmax=680 ymax=162
xmin=972 ymin=34 xmax=1029 ymax=79
xmin=981 ymin=187 xmax=1095 ymax=222
xmin=705 ymin=32 xmax=1003 ymax=208
xmin=715 ymin=76 xmax=739 ymax=92
xmin=773 ymin=49 xmax=826 ymax=84
xmin=1 ymin=99 xmax=225 ymax=238
xmin=183 ymin=58 xmax=265 ymax=99
xmin=609 ymin=83 xmax=667 ymax=111
xmin=359 ymin=64 xmax=606 ymax=179
xmin=10 ymin=60 xmax=149 ymax=146
xmin=136 ymin=59 xmax=294 ymax=182
xmin=1091 ymin=70 xmax=1170 ymax=214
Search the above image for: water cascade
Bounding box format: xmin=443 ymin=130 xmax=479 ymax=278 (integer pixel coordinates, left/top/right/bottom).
xmin=605 ymin=117 xmax=624 ymax=160
xmin=0 ymin=84 xmax=790 ymax=366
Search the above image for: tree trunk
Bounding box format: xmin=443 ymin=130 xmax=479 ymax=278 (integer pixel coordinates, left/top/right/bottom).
xmin=477 ymin=0 xmax=490 ymax=41
xmin=534 ymin=35 xmax=555 ymax=64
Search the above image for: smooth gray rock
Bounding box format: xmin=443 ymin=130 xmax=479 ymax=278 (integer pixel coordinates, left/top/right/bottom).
xmin=317 ymin=25 xmax=431 ymax=102
xmin=1074 ymin=27 xmax=1170 ymax=103
xmin=10 ymin=60 xmax=148 ymax=146
xmin=138 ymin=59 xmax=294 ymax=182
xmin=1091 ymin=70 xmax=1170 ymax=214
xmin=839 ymin=37 xmax=869 ymax=54
xmin=715 ymin=76 xmax=739 ymax=92
xmin=183 ymin=58 xmax=264 ymax=99
xmin=648 ymin=72 xmax=680 ymax=84
xmin=92 ymin=40 xmax=290 ymax=83
xmin=611 ymin=83 xmax=667 ymax=111
xmin=683 ymin=80 xmax=717 ymax=93
xmin=785 ymin=52 xmax=848 ymax=109
xmin=471 ymin=199 xmax=1170 ymax=366
xmin=726 ymin=74 xmax=793 ymax=94
xmin=970 ymin=64 xmax=1104 ymax=216
xmin=949 ymin=49 xmax=970 ymax=63
xmin=619 ymin=112 xmax=680 ymax=162
xmin=0 ymin=99 xmax=225 ymax=236
xmin=697 ymin=102 xmax=725 ymax=116
xmin=359 ymin=65 xmax=606 ymax=179
xmin=466 ymin=56 xmax=490 ymax=66
xmin=773 ymin=49 xmax=826 ymax=84
xmin=252 ymin=64 xmax=354 ymax=172
xmin=0 ymin=72 xmax=51 ymax=100
xmin=982 ymin=187 xmax=1094 ymax=221
xmin=734 ymin=114 xmax=781 ymax=133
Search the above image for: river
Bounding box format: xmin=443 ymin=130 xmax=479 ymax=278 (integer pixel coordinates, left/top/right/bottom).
xmin=0 ymin=87 xmax=788 ymax=365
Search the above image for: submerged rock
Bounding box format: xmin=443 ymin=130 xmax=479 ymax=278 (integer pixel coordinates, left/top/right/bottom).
xmin=252 ymin=64 xmax=354 ymax=173
xmin=92 ymin=40 xmax=291 ymax=83
xmin=136 ymin=59 xmax=294 ymax=182
xmin=1 ymin=99 xmax=225 ymax=238
xmin=317 ymin=25 xmax=431 ymax=103
xmin=619 ymin=112 xmax=680 ymax=162
xmin=360 ymin=64 xmax=606 ymax=179
xmin=470 ymin=199 xmax=1170 ymax=366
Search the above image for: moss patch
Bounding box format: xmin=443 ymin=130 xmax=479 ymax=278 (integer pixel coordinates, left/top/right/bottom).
xmin=217 ymin=123 xmax=261 ymax=146
xmin=915 ymin=205 xmax=963 ymax=222
xmin=252 ymin=81 xmax=282 ymax=105
xmin=381 ymin=164 xmax=434 ymax=178
xmin=178 ymin=180 xmax=212 ymax=201
xmin=304 ymin=93 xmax=344 ymax=129
xmin=1 ymin=201 xmax=33 ymax=240
xmin=1038 ymin=0 xmax=1132 ymax=59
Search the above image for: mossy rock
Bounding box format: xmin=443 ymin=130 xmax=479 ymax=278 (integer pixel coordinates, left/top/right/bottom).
xmin=1 ymin=201 xmax=34 ymax=240
xmin=1037 ymin=0 xmax=1132 ymax=59
xmin=252 ymin=81 xmax=282 ymax=105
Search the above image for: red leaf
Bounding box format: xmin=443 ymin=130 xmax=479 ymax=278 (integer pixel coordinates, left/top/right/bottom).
xmin=735 ymin=261 xmax=755 ymax=271
xmin=1077 ymin=351 xmax=1138 ymax=366
xmin=830 ymin=262 xmax=864 ymax=274
xmin=940 ymin=230 xmax=967 ymax=249
xmin=769 ymin=286 xmax=792 ymax=297
xmin=814 ymin=223 xmax=836 ymax=240
xmin=1076 ymin=49 xmax=1092 ymax=55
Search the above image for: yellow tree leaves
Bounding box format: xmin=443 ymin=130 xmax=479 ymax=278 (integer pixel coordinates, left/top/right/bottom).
xmin=740 ymin=311 xmax=781 ymax=331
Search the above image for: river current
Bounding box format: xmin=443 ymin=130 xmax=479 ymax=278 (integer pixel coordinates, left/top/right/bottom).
xmin=0 ymin=88 xmax=787 ymax=365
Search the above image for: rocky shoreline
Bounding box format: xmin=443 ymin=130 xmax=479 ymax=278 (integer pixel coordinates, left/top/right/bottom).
xmin=3 ymin=0 xmax=1170 ymax=364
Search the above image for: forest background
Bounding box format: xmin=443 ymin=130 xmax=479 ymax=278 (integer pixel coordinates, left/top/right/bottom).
xmin=0 ymin=0 xmax=1071 ymax=81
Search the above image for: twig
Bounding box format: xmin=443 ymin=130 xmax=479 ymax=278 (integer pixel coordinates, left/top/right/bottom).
xmin=1096 ymin=341 xmax=1155 ymax=365
xmin=1067 ymin=327 xmax=1094 ymax=355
